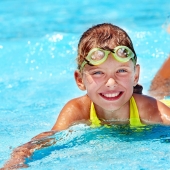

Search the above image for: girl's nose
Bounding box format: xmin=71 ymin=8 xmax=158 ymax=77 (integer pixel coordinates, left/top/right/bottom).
xmin=105 ymin=78 xmax=117 ymax=88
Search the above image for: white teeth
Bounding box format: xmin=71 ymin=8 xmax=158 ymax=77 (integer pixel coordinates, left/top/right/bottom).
xmin=103 ymin=92 xmax=120 ymax=98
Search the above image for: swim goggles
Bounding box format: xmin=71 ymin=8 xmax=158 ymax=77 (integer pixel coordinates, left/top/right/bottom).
xmin=80 ymin=46 xmax=136 ymax=71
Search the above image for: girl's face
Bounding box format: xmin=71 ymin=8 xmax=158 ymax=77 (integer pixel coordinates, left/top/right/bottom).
xmin=80 ymin=54 xmax=140 ymax=112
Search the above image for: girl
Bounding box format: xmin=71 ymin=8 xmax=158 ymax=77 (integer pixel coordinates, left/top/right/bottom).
xmin=52 ymin=23 xmax=170 ymax=130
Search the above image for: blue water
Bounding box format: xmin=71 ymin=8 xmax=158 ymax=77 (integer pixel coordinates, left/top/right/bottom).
xmin=0 ymin=0 xmax=170 ymax=169
xmin=25 ymin=125 xmax=170 ymax=170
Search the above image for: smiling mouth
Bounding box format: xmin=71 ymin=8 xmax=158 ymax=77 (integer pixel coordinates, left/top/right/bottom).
xmin=100 ymin=92 xmax=123 ymax=100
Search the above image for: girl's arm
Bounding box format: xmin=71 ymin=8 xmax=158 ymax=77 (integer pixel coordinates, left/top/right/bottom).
xmin=1 ymin=131 xmax=56 ymax=169
xmin=1 ymin=95 xmax=90 ymax=169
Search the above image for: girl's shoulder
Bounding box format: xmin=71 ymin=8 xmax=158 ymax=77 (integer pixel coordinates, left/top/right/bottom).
xmin=61 ymin=94 xmax=91 ymax=119
xmin=133 ymin=93 xmax=157 ymax=104
xmin=66 ymin=95 xmax=91 ymax=112
xmin=133 ymin=94 xmax=170 ymax=124
xmin=133 ymin=93 xmax=170 ymax=109
xmin=52 ymin=95 xmax=91 ymax=131
xmin=133 ymin=94 xmax=162 ymax=123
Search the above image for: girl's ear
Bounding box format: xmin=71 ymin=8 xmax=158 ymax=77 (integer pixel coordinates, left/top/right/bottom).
xmin=134 ymin=64 xmax=140 ymax=86
xmin=74 ymin=70 xmax=86 ymax=90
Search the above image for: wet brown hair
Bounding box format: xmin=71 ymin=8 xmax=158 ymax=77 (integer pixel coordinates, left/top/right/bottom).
xmin=77 ymin=23 xmax=137 ymax=69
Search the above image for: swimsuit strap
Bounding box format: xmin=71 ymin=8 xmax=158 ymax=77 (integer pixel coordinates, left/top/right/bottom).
xmin=90 ymin=102 xmax=101 ymax=127
xmin=90 ymin=96 xmax=144 ymax=127
xmin=129 ymin=96 xmax=144 ymax=126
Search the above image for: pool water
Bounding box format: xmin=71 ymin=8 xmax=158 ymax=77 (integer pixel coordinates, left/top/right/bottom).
xmin=0 ymin=0 xmax=170 ymax=169
xmin=25 ymin=125 xmax=170 ymax=170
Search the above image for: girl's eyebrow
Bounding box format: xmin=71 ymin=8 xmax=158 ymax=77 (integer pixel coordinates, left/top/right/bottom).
xmin=87 ymin=67 xmax=102 ymax=71
xmin=85 ymin=64 xmax=101 ymax=70
xmin=118 ymin=63 xmax=132 ymax=67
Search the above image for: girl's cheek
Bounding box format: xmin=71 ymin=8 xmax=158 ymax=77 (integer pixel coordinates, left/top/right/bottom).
xmin=85 ymin=74 xmax=94 ymax=84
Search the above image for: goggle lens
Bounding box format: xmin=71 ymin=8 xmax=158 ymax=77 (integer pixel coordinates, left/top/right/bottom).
xmin=91 ymin=50 xmax=105 ymax=61
xmin=116 ymin=48 xmax=129 ymax=58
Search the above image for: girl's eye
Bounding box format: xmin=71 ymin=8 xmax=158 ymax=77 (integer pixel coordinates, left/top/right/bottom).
xmin=117 ymin=69 xmax=127 ymax=73
xmin=91 ymin=71 xmax=104 ymax=76
xmin=93 ymin=71 xmax=103 ymax=74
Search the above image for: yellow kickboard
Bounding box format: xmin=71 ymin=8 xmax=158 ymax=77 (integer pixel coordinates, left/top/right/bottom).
xmin=160 ymin=99 xmax=170 ymax=107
